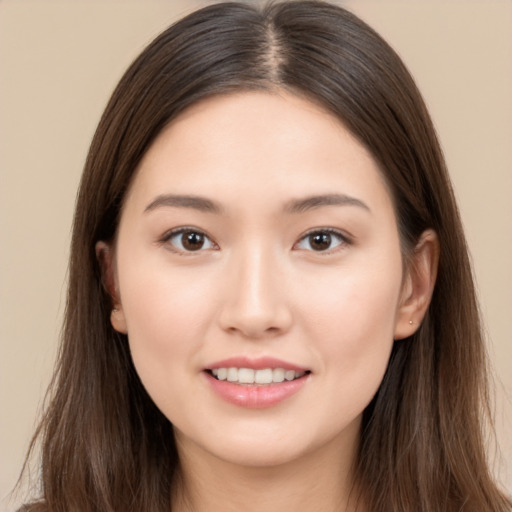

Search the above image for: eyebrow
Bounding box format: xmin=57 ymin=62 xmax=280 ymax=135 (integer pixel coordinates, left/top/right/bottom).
xmin=284 ymin=194 xmax=371 ymax=214
xmin=144 ymin=192 xmax=370 ymax=215
xmin=144 ymin=194 xmax=223 ymax=214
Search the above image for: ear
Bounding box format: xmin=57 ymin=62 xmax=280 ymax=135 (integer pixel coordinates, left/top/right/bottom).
xmin=394 ymin=229 xmax=439 ymax=340
xmin=95 ymin=241 xmax=128 ymax=334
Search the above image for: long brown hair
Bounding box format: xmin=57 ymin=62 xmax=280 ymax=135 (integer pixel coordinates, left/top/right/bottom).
xmin=19 ymin=1 xmax=511 ymax=511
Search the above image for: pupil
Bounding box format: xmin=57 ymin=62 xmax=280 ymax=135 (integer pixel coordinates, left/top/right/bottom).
xmin=310 ymin=232 xmax=331 ymax=251
xmin=183 ymin=231 xmax=204 ymax=251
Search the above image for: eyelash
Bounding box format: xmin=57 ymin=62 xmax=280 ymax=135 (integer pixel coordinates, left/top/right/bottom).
xmin=294 ymin=228 xmax=351 ymax=254
xmin=159 ymin=227 xmax=351 ymax=254
xmin=159 ymin=227 xmax=218 ymax=254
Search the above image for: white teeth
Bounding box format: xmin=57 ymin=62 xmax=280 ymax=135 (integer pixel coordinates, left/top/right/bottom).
xmin=227 ymin=367 xmax=238 ymax=382
xmin=255 ymin=368 xmax=273 ymax=384
xmin=285 ymin=370 xmax=296 ymax=381
xmin=272 ymin=368 xmax=285 ymax=382
xmin=238 ymin=368 xmax=255 ymax=384
xmin=210 ymin=367 xmax=306 ymax=384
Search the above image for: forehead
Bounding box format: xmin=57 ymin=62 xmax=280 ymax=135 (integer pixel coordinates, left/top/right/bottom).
xmin=123 ymin=91 xmax=393 ymax=216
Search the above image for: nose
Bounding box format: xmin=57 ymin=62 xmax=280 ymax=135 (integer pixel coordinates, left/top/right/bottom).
xmin=218 ymin=247 xmax=293 ymax=339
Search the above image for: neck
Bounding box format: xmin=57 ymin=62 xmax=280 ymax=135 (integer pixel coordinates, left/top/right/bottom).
xmin=171 ymin=422 xmax=364 ymax=512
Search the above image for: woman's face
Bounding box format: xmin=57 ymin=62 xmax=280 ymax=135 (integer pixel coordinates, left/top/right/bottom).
xmin=109 ymin=91 xmax=412 ymax=468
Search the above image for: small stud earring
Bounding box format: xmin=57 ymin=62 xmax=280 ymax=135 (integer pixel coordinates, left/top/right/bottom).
xmin=409 ymin=320 xmax=413 ymax=325
xmin=112 ymin=308 xmax=118 ymax=314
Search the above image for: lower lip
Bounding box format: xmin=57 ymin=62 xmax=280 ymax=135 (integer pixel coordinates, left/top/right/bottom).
xmin=204 ymin=372 xmax=309 ymax=409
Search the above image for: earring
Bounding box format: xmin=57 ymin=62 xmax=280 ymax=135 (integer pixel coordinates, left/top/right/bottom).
xmin=409 ymin=320 xmax=413 ymax=325
xmin=112 ymin=308 xmax=119 ymax=314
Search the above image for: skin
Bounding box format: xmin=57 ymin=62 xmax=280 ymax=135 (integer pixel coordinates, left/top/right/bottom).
xmin=98 ymin=91 xmax=438 ymax=512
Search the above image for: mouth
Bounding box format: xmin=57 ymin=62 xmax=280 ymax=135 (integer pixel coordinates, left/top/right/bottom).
xmin=206 ymin=367 xmax=309 ymax=385
xmin=203 ymin=357 xmax=311 ymax=407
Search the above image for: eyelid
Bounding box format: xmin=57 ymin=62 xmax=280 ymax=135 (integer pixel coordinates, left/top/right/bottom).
xmin=159 ymin=226 xmax=219 ymax=253
xmin=157 ymin=226 xmax=351 ymax=254
xmin=293 ymin=227 xmax=352 ymax=253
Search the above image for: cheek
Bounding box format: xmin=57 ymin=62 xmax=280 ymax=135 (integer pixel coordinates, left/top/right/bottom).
xmin=299 ymin=253 xmax=402 ymax=405
xmin=307 ymin=282 xmax=398 ymax=367
xmin=302 ymin=257 xmax=401 ymax=337
xmin=116 ymin=252 xmax=218 ymax=378
xmin=117 ymin=257 xmax=223 ymax=419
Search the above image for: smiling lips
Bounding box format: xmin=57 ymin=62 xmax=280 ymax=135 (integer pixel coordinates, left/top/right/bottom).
xmin=204 ymin=357 xmax=310 ymax=408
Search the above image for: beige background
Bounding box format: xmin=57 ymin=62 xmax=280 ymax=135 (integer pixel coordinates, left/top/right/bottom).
xmin=1 ymin=1 xmax=511 ymax=510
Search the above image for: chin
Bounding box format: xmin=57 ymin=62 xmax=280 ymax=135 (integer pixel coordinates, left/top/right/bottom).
xmin=208 ymin=440 xmax=314 ymax=469
xmin=174 ymin=414 xmax=361 ymax=471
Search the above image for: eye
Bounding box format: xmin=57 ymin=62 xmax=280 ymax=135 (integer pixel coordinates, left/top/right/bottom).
xmin=162 ymin=228 xmax=217 ymax=253
xmin=294 ymin=229 xmax=349 ymax=252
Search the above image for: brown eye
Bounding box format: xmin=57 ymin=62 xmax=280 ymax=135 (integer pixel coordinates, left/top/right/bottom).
xmin=165 ymin=229 xmax=216 ymax=253
xmin=182 ymin=231 xmax=205 ymax=251
xmin=295 ymin=229 xmax=348 ymax=252
xmin=309 ymin=232 xmax=332 ymax=251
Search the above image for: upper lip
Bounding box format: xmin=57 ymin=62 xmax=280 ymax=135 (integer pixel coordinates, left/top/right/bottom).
xmin=205 ymin=356 xmax=309 ymax=372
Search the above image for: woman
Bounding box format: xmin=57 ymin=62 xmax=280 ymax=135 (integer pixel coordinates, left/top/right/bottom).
xmin=19 ymin=1 xmax=511 ymax=511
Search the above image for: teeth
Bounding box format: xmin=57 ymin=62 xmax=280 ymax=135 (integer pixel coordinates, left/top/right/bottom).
xmin=238 ymin=368 xmax=255 ymax=384
xmin=255 ymin=368 xmax=273 ymax=384
xmin=210 ymin=367 xmax=305 ymax=384
xmin=285 ymin=370 xmax=296 ymax=381
xmin=272 ymin=368 xmax=285 ymax=383
xmin=227 ymin=367 xmax=238 ymax=382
